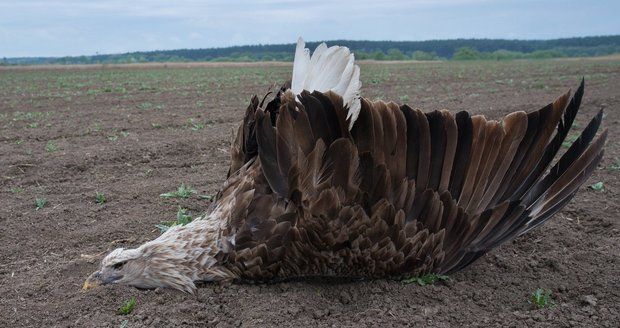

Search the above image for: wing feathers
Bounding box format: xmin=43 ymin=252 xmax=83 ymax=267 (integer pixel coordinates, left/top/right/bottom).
xmin=448 ymin=111 xmax=473 ymax=199
xmin=291 ymin=38 xmax=361 ymax=130
xmin=226 ymin=79 xmax=603 ymax=280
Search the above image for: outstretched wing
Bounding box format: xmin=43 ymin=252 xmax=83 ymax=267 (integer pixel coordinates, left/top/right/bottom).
xmin=221 ymin=79 xmax=605 ymax=280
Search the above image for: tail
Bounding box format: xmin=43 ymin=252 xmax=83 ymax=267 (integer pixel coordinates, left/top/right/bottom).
xmin=291 ymin=37 xmax=362 ymax=129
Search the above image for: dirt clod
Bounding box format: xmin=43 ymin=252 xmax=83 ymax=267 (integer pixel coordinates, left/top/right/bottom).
xmin=581 ymin=295 xmax=598 ymax=307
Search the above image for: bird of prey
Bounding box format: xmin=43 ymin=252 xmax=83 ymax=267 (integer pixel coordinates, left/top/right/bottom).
xmin=84 ymin=38 xmax=606 ymax=293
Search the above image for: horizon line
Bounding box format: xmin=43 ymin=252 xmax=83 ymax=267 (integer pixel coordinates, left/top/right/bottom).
xmin=5 ymin=34 xmax=619 ymax=60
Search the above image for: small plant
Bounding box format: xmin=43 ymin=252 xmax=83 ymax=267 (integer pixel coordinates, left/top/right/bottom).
xmin=399 ymin=95 xmax=410 ymax=103
xmin=107 ymin=135 xmax=119 ymax=141
xmin=119 ymin=320 xmax=129 ymax=328
xmin=95 ymin=192 xmax=107 ymax=204
xmin=198 ymin=194 xmax=214 ymax=201
xmin=45 ymin=141 xmax=58 ymax=152
xmin=590 ymin=181 xmax=604 ymax=192
xmin=403 ymin=273 xmax=449 ymax=286
xmin=160 ymin=183 xmax=196 ymax=199
xmin=120 ymin=131 xmax=130 ymax=137
xmin=137 ymin=102 xmax=153 ymax=110
xmin=529 ymin=288 xmax=554 ymax=309
xmin=174 ymin=207 xmax=193 ymax=225
xmin=155 ymin=207 xmax=193 ymax=233
xmin=610 ymin=158 xmax=620 ymax=171
xmin=92 ymin=121 xmax=102 ymax=132
xmin=118 ymin=297 xmax=137 ymax=315
xmin=35 ymin=198 xmax=47 ymax=210
xmin=188 ymin=118 xmax=205 ymax=131
xmin=11 ymin=186 xmax=23 ymax=194
xmin=562 ymin=135 xmax=579 ymax=148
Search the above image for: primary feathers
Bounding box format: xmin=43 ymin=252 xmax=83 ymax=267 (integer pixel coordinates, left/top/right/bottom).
xmin=85 ymin=39 xmax=606 ymax=293
xmin=291 ymin=38 xmax=362 ymax=129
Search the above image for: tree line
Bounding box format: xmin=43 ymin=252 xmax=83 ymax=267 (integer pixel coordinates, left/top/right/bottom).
xmin=3 ymin=35 xmax=619 ymax=65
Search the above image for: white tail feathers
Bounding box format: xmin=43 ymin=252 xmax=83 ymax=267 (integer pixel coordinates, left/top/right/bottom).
xmin=291 ymin=37 xmax=362 ymax=129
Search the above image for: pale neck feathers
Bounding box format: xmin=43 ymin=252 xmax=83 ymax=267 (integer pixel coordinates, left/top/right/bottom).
xmin=134 ymin=208 xmax=232 ymax=293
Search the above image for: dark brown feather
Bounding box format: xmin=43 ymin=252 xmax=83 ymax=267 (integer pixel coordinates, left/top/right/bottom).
xmin=216 ymin=80 xmax=604 ymax=283
xmin=448 ymin=111 xmax=473 ymax=199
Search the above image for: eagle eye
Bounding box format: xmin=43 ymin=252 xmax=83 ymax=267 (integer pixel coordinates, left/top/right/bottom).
xmin=112 ymin=261 xmax=127 ymax=270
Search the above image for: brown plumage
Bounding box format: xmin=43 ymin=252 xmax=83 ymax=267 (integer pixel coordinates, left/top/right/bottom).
xmin=220 ymin=80 xmax=605 ymax=282
xmin=84 ymin=39 xmax=606 ymax=293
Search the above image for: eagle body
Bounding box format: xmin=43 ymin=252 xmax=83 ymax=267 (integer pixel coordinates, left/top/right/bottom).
xmin=85 ymin=39 xmax=606 ymax=293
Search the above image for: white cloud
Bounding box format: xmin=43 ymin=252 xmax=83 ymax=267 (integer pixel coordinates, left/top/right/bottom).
xmin=0 ymin=0 xmax=618 ymax=57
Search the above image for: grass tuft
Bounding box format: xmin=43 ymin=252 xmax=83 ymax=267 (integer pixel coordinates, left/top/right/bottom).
xmin=35 ymin=198 xmax=47 ymax=210
xmin=188 ymin=118 xmax=205 ymax=131
xmin=155 ymin=207 xmax=193 ymax=233
xmin=45 ymin=141 xmax=58 ymax=152
xmin=589 ymin=181 xmax=604 ymax=192
xmin=95 ymin=192 xmax=107 ymax=204
xmin=529 ymin=288 xmax=554 ymax=309
xmin=160 ymin=183 xmax=196 ymax=199
xmin=403 ymin=273 xmax=449 ymax=286
xmin=118 ymin=297 xmax=137 ymax=315
xmin=198 ymin=194 xmax=214 ymax=201
xmin=562 ymin=135 xmax=579 ymax=148
xmin=609 ymin=158 xmax=620 ymax=171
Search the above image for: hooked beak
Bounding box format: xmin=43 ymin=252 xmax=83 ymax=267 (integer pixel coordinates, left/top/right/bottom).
xmin=82 ymin=271 xmax=103 ymax=291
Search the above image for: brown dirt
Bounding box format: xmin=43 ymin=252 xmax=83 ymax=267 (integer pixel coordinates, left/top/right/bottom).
xmin=0 ymin=59 xmax=618 ymax=327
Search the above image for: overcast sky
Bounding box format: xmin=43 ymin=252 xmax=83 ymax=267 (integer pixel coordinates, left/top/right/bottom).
xmin=1 ymin=0 xmax=619 ymax=57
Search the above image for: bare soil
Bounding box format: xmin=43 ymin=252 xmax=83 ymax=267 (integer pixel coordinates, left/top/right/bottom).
xmin=0 ymin=59 xmax=618 ymax=327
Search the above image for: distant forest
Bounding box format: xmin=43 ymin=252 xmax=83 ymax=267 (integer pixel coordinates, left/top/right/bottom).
xmin=3 ymin=35 xmax=620 ymax=65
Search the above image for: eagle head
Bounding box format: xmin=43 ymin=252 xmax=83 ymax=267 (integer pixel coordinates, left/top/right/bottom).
xmin=82 ymin=222 xmax=230 ymax=293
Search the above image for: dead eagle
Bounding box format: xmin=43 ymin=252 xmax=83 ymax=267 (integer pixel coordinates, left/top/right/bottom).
xmin=84 ymin=38 xmax=606 ymax=293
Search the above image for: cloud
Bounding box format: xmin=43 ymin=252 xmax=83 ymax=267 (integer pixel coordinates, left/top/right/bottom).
xmin=1 ymin=0 xmax=618 ymax=57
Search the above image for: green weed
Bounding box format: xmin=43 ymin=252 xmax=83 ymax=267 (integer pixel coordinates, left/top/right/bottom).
xmin=590 ymin=182 xmax=604 ymax=192
xmin=95 ymin=192 xmax=107 ymax=204
xmin=137 ymin=102 xmax=153 ymax=110
xmin=45 ymin=141 xmax=58 ymax=152
xmin=160 ymin=183 xmax=196 ymax=199
xmin=198 ymin=194 xmax=214 ymax=201
xmin=403 ymin=273 xmax=449 ymax=286
xmin=35 ymin=198 xmax=48 ymax=210
xmin=609 ymin=158 xmax=620 ymax=171
xmin=562 ymin=135 xmax=579 ymax=148
xmin=118 ymin=297 xmax=136 ymax=315
xmin=155 ymin=207 xmax=193 ymax=233
xmin=529 ymin=288 xmax=554 ymax=309
xmin=187 ymin=118 xmax=205 ymax=131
